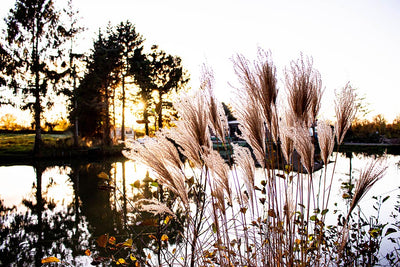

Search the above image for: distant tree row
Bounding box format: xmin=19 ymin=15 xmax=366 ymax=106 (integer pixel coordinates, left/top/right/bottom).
xmin=345 ymin=114 xmax=400 ymax=143
xmin=0 ymin=0 xmax=189 ymax=155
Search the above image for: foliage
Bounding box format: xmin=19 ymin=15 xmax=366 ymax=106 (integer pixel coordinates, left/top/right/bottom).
xmin=4 ymin=0 xmax=81 ymax=155
xmin=346 ymin=114 xmax=400 ymax=143
xmin=75 ymin=28 xmax=122 ymax=144
xmin=131 ymin=45 xmax=189 ymax=135
xmin=111 ymin=21 xmax=144 ymax=141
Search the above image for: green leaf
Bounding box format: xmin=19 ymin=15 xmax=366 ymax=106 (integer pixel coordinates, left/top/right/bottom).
xmin=310 ymin=215 xmax=317 ymax=221
xmin=212 ymin=223 xmax=217 ymax=233
xmin=150 ymin=181 xmax=159 ymax=187
xmin=321 ymin=209 xmax=329 ymax=215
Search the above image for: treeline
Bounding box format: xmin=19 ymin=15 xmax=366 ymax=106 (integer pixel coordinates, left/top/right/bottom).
xmin=345 ymin=114 xmax=400 ymax=143
xmin=0 ymin=0 xmax=188 ymax=155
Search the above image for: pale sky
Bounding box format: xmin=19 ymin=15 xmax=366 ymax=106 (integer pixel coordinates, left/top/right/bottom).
xmin=1 ymin=0 xmax=400 ymax=122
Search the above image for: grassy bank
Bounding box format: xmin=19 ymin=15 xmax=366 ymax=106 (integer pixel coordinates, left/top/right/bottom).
xmin=0 ymin=132 xmax=124 ymax=162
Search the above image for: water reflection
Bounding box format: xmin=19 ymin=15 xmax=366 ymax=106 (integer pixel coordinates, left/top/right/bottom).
xmin=0 ymin=161 xmax=90 ymax=266
xmin=0 ymin=152 xmax=399 ymax=265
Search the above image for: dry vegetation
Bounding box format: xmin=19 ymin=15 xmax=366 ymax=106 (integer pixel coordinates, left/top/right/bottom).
xmin=120 ymin=50 xmax=393 ymax=266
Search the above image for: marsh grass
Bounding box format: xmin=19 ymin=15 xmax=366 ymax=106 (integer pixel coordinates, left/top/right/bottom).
xmin=123 ymin=52 xmax=390 ymax=266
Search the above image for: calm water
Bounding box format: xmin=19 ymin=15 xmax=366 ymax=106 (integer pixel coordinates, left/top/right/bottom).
xmin=1 ymin=152 xmax=399 ymax=266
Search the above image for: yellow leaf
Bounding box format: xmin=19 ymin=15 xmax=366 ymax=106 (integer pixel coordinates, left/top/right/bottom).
xmin=295 ymin=239 xmax=301 ymax=245
xmin=161 ymin=234 xmax=169 ymax=242
xmin=164 ymin=216 xmax=171 ymax=225
xmin=116 ymin=258 xmax=126 ymax=265
xmin=130 ymin=254 xmax=137 ymax=261
xmin=135 ymin=262 xmax=140 ymax=267
xmin=148 ymin=234 xmax=157 ymax=240
xmin=109 ymin=236 xmax=116 ymax=245
xmin=97 ymin=172 xmax=109 ymax=180
xmin=85 ymin=249 xmax=91 ymax=256
xmin=123 ymin=238 xmax=133 ymax=247
xmin=41 ymin=256 xmax=60 ymax=263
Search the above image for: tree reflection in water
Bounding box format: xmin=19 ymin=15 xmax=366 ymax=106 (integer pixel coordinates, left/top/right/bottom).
xmin=0 ymin=159 xmax=186 ymax=266
xmin=0 ymin=161 xmax=90 ymax=266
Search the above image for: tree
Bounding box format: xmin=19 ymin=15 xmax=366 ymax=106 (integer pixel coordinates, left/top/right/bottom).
xmin=0 ymin=42 xmax=12 ymax=89
xmin=75 ymin=29 xmax=121 ymax=145
xmin=131 ymin=45 xmax=188 ymax=135
xmin=5 ymin=0 xmax=79 ymax=155
xmin=112 ymin=21 xmax=144 ymax=141
xmin=0 ymin=42 xmax=14 ymax=106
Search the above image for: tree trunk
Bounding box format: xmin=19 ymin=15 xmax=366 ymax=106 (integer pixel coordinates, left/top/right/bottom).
xmin=33 ymin=18 xmax=42 ymax=156
xmin=157 ymin=93 xmax=163 ymax=130
xmin=33 ymin=88 xmax=42 ymax=156
xmin=73 ymin=66 xmax=79 ymax=147
xmin=104 ymin=84 xmax=112 ymax=146
xmin=121 ymin=74 xmax=126 ymax=141
xmin=144 ymin=103 xmax=149 ymax=136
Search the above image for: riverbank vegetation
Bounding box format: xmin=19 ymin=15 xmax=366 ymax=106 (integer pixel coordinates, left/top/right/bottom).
xmin=107 ymin=52 xmax=398 ymax=266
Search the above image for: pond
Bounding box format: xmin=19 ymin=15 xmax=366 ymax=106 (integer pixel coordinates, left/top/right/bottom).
xmin=0 ymin=152 xmax=400 ymax=266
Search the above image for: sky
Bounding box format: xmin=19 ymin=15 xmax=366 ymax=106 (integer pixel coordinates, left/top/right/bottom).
xmin=1 ymin=0 xmax=400 ymax=122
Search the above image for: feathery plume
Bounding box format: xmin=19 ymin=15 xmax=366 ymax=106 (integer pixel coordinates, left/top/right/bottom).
xmin=233 ymin=144 xmax=256 ymax=210
xmin=232 ymin=92 xmax=267 ymax=168
xmin=280 ymin=110 xmax=295 ymax=164
xmin=172 ymin=90 xmax=212 ymax=168
xmin=233 ymin=50 xmax=279 ymax=142
xmin=316 ymin=120 xmax=335 ymax=165
xmin=203 ymin=149 xmax=232 ymax=204
xmin=123 ymin=139 xmax=189 ymax=207
xmin=133 ymin=199 xmax=176 ymax=218
xmin=255 ymin=49 xmax=278 ymax=127
xmin=335 ymin=83 xmax=357 ymax=145
xmin=291 ymin=123 xmax=314 ymax=174
xmin=201 ymin=65 xmax=229 ymax=144
xmin=156 ymin=129 xmax=184 ymax=169
xmin=348 ymin=158 xmax=387 ymax=216
xmin=285 ymin=54 xmax=323 ymax=127
xmin=340 ymin=158 xmax=387 ymax=256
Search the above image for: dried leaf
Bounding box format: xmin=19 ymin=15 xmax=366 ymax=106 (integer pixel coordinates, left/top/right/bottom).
xmin=268 ymin=209 xmax=276 ymax=217
xmin=97 ymin=234 xmax=108 ymax=248
xmin=385 ymin=227 xmax=397 ymax=236
xmin=41 ymin=256 xmax=60 ymax=264
xmin=164 ymin=216 xmax=171 ymax=225
xmin=130 ymin=254 xmax=137 ymax=261
xmin=97 ymin=172 xmax=109 ymax=180
xmin=123 ymin=238 xmax=133 ymax=247
xmin=109 ymin=236 xmax=116 ymax=245
xmin=85 ymin=249 xmax=91 ymax=256
xmin=116 ymin=258 xmax=126 ymax=265
xmin=133 ymin=180 xmax=141 ymax=188
xmin=161 ymin=234 xmax=169 ymax=242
